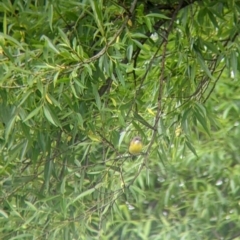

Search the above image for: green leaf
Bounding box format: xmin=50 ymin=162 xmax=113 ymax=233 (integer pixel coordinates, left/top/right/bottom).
xmin=92 ymin=84 xmax=101 ymax=109
xmin=44 ymin=158 xmax=53 ymax=191
xmin=48 ymin=4 xmax=53 ymax=31
xmin=231 ymin=51 xmax=238 ymax=78
xmin=24 ymin=105 xmax=42 ymax=122
xmin=69 ymin=183 xmax=102 ymax=206
xmin=185 ymin=139 xmax=198 ymax=157
xmin=4 ymin=109 xmax=17 ymax=141
xmin=115 ymin=67 xmax=125 ymax=86
xmin=132 ymin=39 xmax=147 ymax=50
xmin=133 ymin=112 xmax=154 ymax=129
xmin=130 ymin=33 xmax=148 ymax=39
xmin=193 ymin=104 xmax=210 ymax=136
xmin=0 ymin=33 xmax=24 ymax=49
xmin=9 ymin=234 xmax=33 ymax=240
xmin=60 ymin=177 xmax=66 ymax=194
xmin=43 ymin=105 xmax=61 ymax=127
xmin=41 ymin=35 xmax=60 ymax=54
xmin=90 ymin=0 xmax=104 ymax=36
xmin=207 ymin=10 xmax=219 ymax=28
xmin=0 ymin=209 xmax=8 ymax=218
xmin=144 ymin=16 xmax=153 ymax=32
xmin=3 ymin=11 xmax=7 ymax=34
xmin=126 ymin=44 xmax=133 ymax=61
xmin=58 ymin=27 xmax=70 ymax=46
xmin=196 ymin=53 xmax=214 ymax=80
xmin=20 ymin=140 xmax=29 ymax=161
xmin=132 ymin=121 xmax=145 ymax=136
xmin=24 ymin=201 xmax=38 ymax=211
xmin=146 ymin=13 xmax=170 ymax=19
xmin=17 ymin=90 xmax=32 ymax=107
xmin=203 ymin=41 xmax=220 ymax=54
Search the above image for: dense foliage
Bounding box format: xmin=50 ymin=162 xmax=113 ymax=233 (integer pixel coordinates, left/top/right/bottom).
xmin=1 ymin=0 xmax=240 ymax=239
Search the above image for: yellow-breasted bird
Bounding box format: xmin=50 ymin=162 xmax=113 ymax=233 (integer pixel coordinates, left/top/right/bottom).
xmin=128 ymin=136 xmax=143 ymax=155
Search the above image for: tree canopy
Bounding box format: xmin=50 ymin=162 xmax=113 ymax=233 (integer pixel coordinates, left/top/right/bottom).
xmin=1 ymin=0 xmax=240 ymax=239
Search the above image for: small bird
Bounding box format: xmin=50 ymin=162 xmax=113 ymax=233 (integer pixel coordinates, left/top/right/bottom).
xmin=128 ymin=136 xmax=143 ymax=155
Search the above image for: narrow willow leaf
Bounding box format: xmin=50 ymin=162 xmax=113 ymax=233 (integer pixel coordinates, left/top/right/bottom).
xmin=24 ymin=105 xmax=42 ymax=122
xmin=193 ymin=108 xmax=210 ymax=136
xmin=20 ymin=140 xmax=28 ymax=161
xmin=185 ymin=139 xmax=198 ymax=157
xmin=48 ymin=4 xmax=53 ymax=31
xmin=90 ymin=0 xmax=104 ymax=36
xmin=118 ymin=131 xmax=126 ymax=148
xmin=58 ymin=27 xmax=70 ymax=46
xmin=60 ymin=177 xmax=66 ymax=194
xmin=115 ymin=67 xmax=125 ymax=86
xmin=69 ymin=183 xmax=102 ymax=206
xmin=126 ymin=44 xmax=133 ymax=61
xmin=46 ymin=93 xmax=61 ymax=108
xmin=132 ymin=39 xmax=146 ymax=50
xmin=41 ymin=35 xmax=60 ymax=54
xmin=24 ymin=201 xmax=38 ymax=211
xmin=1 ymin=45 xmax=14 ymax=62
xmin=0 ymin=33 xmax=24 ymax=49
xmin=5 ymin=114 xmax=17 ymax=141
xmin=3 ymin=11 xmax=7 ymax=34
xmin=70 ymin=82 xmax=79 ymax=98
xmin=44 ymin=158 xmax=53 ymax=191
xmin=43 ymin=105 xmax=61 ymax=127
xmin=231 ymin=51 xmax=238 ymax=78
xmin=53 ymin=71 xmax=60 ymax=87
xmin=133 ymin=112 xmax=154 ymax=129
xmin=130 ymin=33 xmax=148 ymax=38
xmin=43 ymin=105 xmax=57 ymax=126
xmin=146 ymin=13 xmax=170 ymax=19
xmin=203 ymin=41 xmax=220 ymax=54
xmin=207 ymin=10 xmax=219 ymax=28
xmin=17 ymin=90 xmax=32 ymax=107
xmin=132 ymin=121 xmax=145 ymax=136
xmin=92 ymin=84 xmax=101 ymax=109
xmin=8 ymin=234 xmax=33 ymax=239
xmin=144 ymin=16 xmax=153 ymax=32
xmin=0 ymin=209 xmax=8 ymax=218
xmin=196 ymin=53 xmax=214 ymax=80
